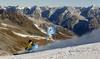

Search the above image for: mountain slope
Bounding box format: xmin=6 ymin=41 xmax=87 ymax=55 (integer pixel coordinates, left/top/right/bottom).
xmin=0 ymin=9 xmax=76 ymax=56
xmin=1 ymin=28 xmax=100 ymax=59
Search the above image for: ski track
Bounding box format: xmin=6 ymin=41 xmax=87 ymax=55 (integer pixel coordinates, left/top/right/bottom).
xmin=0 ymin=42 xmax=100 ymax=59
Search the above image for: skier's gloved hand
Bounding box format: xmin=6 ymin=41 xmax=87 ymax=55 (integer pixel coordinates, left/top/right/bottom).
xmin=25 ymin=47 xmax=27 ymax=50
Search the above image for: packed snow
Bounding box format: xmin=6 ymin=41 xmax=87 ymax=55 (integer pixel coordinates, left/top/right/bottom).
xmin=1 ymin=28 xmax=100 ymax=59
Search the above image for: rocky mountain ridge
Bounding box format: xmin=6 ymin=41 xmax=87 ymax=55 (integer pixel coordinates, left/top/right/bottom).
xmin=2 ymin=4 xmax=100 ymax=36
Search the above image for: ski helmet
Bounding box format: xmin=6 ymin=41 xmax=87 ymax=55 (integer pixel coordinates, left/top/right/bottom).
xmin=28 ymin=40 xmax=32 ymax=43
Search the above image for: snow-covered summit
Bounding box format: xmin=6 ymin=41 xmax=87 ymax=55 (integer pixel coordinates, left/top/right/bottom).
xmin=0 ymin=6 xmax=6 ymax=9
xmin=15 ymin=5 xmax=24 ymax=9
xmin=90 ymin=4 xmax=99 ymax=9
xmin=4 ymin=5 xmax=25 ymax=10
xmin=31 ymin=5 xmax=40 ymax=9
xmin=1 ymin=4 xmax=99 ymax=11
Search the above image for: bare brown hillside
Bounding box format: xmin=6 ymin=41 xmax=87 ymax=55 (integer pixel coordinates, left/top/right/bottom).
xmin=0 ymin=10 xmax=76 ymax=56
xmin=0 ymin=28 xmax=47 ymax=56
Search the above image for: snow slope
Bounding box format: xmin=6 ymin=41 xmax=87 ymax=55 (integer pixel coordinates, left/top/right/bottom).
xmin=1 ymin=28 xmax=100 ymax=59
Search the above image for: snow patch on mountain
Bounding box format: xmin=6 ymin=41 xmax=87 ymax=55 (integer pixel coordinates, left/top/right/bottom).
xmin=27 ymin=16 xmax=47 ymax=24
xmin=1 ymin=23 xmax=46 ymax=39
xmin=12 ymin=31 xmax=46 ymax=40
xmin=2 ymin=23 xmax=18 ymax=29
xmin=34 ymin=24 xmax=47 ymax=34
xmin=68 ymin=7 xmax=88 ymax=21
xmin=0 ymin=27 xmax=8 ymax=30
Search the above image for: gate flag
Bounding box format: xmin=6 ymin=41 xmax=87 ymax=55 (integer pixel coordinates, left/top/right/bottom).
xmin=47 ymin=27 xmax=55 ymax=35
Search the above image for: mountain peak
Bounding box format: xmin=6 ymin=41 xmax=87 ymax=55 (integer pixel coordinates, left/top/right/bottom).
xmin=16 ymin=5 xmax=20 ymax=7
xmin=91 ymin=4 xmax=98 ymax=9
xmin=15 ymin=5 xmax=24 ymax=9
xmin=92 ymin=4 xmax=97 ymax=7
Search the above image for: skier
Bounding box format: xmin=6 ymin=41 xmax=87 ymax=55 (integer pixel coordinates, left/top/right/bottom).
xmin=25 ymin=40 xmax=38 ymax=52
